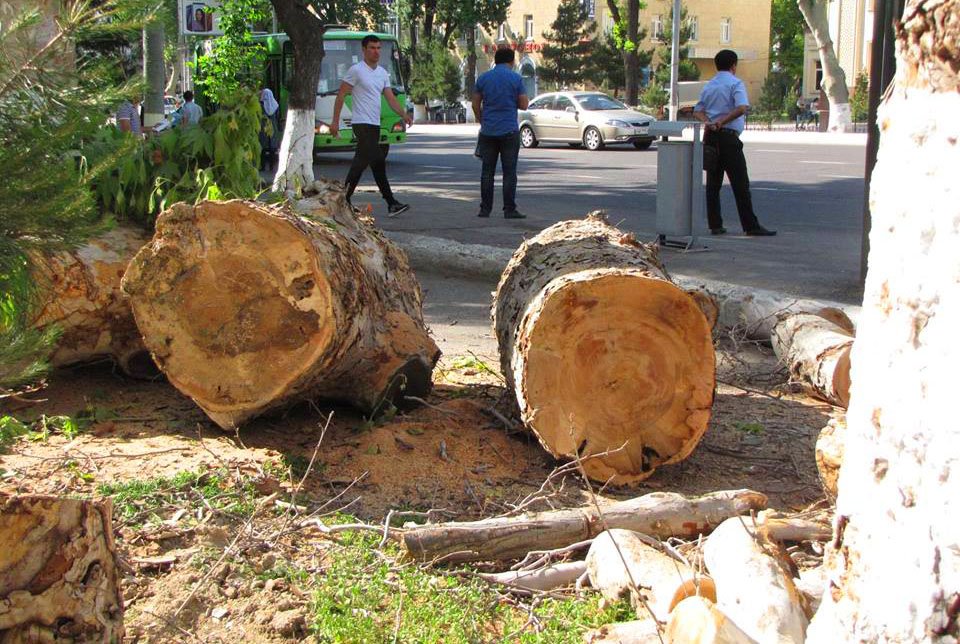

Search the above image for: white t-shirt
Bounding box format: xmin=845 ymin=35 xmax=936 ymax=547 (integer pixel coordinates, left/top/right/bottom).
xmin=342 ymin=62 xmax=390 ymax=126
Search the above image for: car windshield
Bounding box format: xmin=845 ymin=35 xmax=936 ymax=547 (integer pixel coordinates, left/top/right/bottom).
xmin=317 ymin=38 xmax=404 ymax=95
xmin=575 ymin=94 xmax=627 ymax=111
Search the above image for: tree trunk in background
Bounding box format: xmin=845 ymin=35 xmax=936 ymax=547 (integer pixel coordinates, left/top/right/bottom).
xmin=797 ymin=0 xmax=852 ymax=132
xmin=31 ymin=227 xmax=155 ymax=378
xmin=806 ymin=0 xmax=960 ymax=639
xmin=143 ymin=20 xmax=165 ymax=128
xmin=492 ymin=212 xmax=715 ymax=485
xmin=625 ymin=0 xmax=640 ymax=105
xmin=0 ymin=496 xmax=124 ymax=641
xmin=270 ymin=0 xmax=325 ymax=191
xmin=466 ymin=26 xmax=477 ymax=101
xmin=122 ymin=188 xmax=439 ymax=429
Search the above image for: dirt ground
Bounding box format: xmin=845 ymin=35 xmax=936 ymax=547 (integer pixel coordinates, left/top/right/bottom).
xmin=0 ymin=335 xmax=839 ymax=642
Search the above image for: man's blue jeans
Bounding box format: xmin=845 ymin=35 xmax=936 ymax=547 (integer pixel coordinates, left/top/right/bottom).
xmin=478 ymin=131 xmax=520 ymax=214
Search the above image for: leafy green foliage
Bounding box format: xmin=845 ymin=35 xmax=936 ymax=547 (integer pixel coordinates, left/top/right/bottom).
xmin=850 ymin=71 xmax=869 ymax=122
xmin=0 ymin=1 xmax=136 ymax=391
xmin=770 ymin=0 xmax=806 ymax=82
xmin=755 ymin=73 xmax=788 ymax=122
xmin=653 ymin=3 xmax=700 ymax=86
xmin=0 ymin=416 xmax=31 ymax=452
xmin=194 ymin=0 xmax=272 ymax=104
xmin=540 ymin=0 xmax=595 ymax=89
xmin=639 ymin=80 xmax=668 ymax=113
xmin=93 ymin=92 xmax=263 ymax=226
xmin=591 ymin=30 xmax=626 ymax=94
xmin=311 ymin=526 xmax=635 ymax=642
xmin=408 ymin=39 xmax=462 ymax=105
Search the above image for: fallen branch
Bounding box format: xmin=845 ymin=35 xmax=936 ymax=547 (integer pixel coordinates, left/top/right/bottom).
xmin=479 ymin=561 xmax=587 ymax=592
xmin=401 ymin=489 xmax=767 ymax=563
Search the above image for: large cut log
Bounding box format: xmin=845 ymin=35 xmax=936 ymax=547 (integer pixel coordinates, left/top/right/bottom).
xmin=402 ymin=489 xmax=767 ymax=563
xmin=666 ymin=596 xmax=757 ymax=644
xmin=121 ymin=191 xmax=440 ymax=428
xmin=586 ymin=528 xmax=716 ymax=621
xmin=31 ymin=227 xmax=156 ymax=377
xmin=0 ymin=495 xmax=123 ymax=641
xmin=772 ymin=312 xmax=854 ymax=408
xmin=492 ymin=212 xmax=716 ymax=485
xmin=815 ymin=417 xmax=844 ymax=500
xmin=702 ymin=517 xmax=808 ymax=643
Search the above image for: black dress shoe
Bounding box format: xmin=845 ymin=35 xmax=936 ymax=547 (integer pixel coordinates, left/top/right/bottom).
xmin=477 ymin=209 xmax=491 ymax=218
xmin=745 ymin=226 xmax=777 ymax=236
xmin=504 ymin=210 xmax=526 ymax=219
xmin=710 ymin=227 xmax=727 ymax=235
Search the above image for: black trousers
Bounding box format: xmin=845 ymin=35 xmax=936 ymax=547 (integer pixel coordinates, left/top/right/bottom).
xmin=345 ymin=124 xmax=395 ymax=204
xmin=704 ymin=129 xmax=760 ymax=231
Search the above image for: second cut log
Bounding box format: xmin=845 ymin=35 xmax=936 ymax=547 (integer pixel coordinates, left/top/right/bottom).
xmin=492 ymin=213 xmax=716 ymax=485
xmin=771 ymin=312 xmax=854 ymax=408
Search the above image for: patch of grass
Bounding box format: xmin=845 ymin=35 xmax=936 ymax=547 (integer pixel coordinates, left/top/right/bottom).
xmin=310 ymin=525 xmax=634 ymax=643
xmin=0 ymin=415 xmax=30 ymax=451
xmin=734 ymin=421 xmax=765 ymax=436
xmin=450 ymin=354 xmax=499 ymax=378
xmin=97 ymin=469 xmax=258 ymax=526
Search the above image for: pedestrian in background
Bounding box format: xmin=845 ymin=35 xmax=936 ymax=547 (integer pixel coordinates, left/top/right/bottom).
xmin=259 ymin=87 xmax=280 ymax=171
xmin=694 ymin=49 xmax=776 ymax=237
xmin=180 ymin=90 xmax=203 ymax=128
xmin=116 ymin=96 xmax=142 ymax=136
xmin=472 ymin=47 xmax=529 ymax=219
xmin=331 ymin=35 xmax=413 ymax=216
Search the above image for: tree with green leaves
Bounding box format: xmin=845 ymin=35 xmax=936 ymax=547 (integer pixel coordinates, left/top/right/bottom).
xmin=850 ymin=71 xmax=868 ymax=122
xmin=0 ymin=1 xmax=136 ymax=391
xmin=590 ymin=30 xmax=626 ymax=95
xmin=604 ymin=0 xmax=650 ymax=105
xmin=653 ymin=2 xmax=700 ymax=87
xmin=194 ymin=0 xmax=272 ymax=104
xmin=409 ymin=39 xmax=462 ymax=108
xmin=437 ymin=0 xmax=509 ymax=99
xmin=268 ymin=0 xmax=386 ymax=192
xmin=770 ymin=0 xmax=805 ymax=83
xmin=540 ymin=0 xmax=595 ymax=89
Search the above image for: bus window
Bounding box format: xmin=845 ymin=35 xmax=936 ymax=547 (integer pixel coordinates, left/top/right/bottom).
xmin=318 ymin=39 xmax=405 ymax=95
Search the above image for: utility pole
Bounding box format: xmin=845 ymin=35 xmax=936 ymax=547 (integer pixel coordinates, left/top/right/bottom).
xmin=668 ymin=0 xmax=680 ymax=121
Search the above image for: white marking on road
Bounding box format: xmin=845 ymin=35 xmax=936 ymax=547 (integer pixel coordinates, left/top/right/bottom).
xmin=753 ymin=187 xmax=802 ymax=192
xmin=422 ymin=165 xmax=456 ymax=169
xmin=821 ymin=174 xmax=863 ymax=179
xmin=570 ymin=174 xmax=605 ymax=180
xmin=755 ymin=149 xmax=790 ymax=152
xmin=799 ymin=160 xmax=852 ymax=165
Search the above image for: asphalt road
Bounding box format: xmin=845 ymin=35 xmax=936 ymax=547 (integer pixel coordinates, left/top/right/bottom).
xmin=314 ymin=128 xmax=868 ymax=304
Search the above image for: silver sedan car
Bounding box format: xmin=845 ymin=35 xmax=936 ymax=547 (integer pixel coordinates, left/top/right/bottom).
xmin=518 ymin=92 xmax=657 ymax=151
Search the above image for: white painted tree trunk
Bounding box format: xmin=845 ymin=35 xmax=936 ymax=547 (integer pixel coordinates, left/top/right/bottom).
xmin=272 ymin=108 xmax=316 ymax=193
xmin=807 ymin=1 xmax=960 ymax=640
xmin=797 ymin=0 xmax=853 ymax=133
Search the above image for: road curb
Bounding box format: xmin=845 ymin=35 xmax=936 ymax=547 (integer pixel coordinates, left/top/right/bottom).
xmin=386 ymin=230 xmax=861 ymax=339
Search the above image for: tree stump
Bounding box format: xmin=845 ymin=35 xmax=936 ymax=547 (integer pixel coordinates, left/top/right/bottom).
xmin=492 ymin=212 xmax=716 ymax=485
xmin=121 ymin=189 xmax=440 ymax=428
xmin=0 ymin=495 xmax=123 ymax=641
xmin=772 ymin=312 xmax=854 ymax=408
xmin=31 ymin=227 xmax=155 ymax=377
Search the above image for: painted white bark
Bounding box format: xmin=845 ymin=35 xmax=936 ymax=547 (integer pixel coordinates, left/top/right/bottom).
xmin=273 ymin=108 xmax=316 ymax=193
xmin=807 ymin=1 xmax=960 ymax=639
xmin=797 ymin=0 xmax=853 ymax=133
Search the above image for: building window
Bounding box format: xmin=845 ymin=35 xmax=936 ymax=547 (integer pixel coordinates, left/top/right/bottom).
xmin=497 ymin=22 xmax=506 ymax=41
xmin=581 ymin=0 xmax=595 ymax=18
xmin=652 ymin=15 xmax=664 ymax=41
xmin=524 ymin=15 xmax=534 ymax=40
xmin=687 ymin=16 xmax=699 ymax=42
xmin=720 ymin=17 xmax=731 ymax=44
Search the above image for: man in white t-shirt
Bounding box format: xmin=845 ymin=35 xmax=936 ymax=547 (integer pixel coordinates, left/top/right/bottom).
xmin=331 ymin=35 xmax=413 ymax=216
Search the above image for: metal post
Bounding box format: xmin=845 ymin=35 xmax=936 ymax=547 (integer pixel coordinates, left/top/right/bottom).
xmin=668 ymin=0 xmax=681 ymax=121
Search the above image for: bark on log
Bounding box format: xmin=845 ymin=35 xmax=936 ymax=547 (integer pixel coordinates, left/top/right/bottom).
xmin=666 ymin=596 xmax=757 ymax=644
xmin=815 ymin=417 xmax=843 ymax=501
xmin=121 ymin=191 xmax=440 ymax=429
xmin=756 ymin=510 xmax=832 ymax=543
xmin=586 ymin=528 xmax=716 ymax=622
xmin=479 ymin=561 xmax=586 ymax=592
xmin=772 ymin=312 xmax=854 ymax=408
xmin=0 ymin=495 xmax=123 ymax=641
xmin=583 ymin=619 xmax=661 ymax=643
xmin=492 ymin=213 xmax=716 ymax=485
xmin=401 ymin=489 xmax=767 ymax=563
xmin=30 ymin=227 xmax=156 ymax=378
xmin=702 ymin=517 xmax=808 ymax=643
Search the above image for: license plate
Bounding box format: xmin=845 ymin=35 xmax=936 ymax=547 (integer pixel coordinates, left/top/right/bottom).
xmin=634 ymin=127 xmax=648 ymax=135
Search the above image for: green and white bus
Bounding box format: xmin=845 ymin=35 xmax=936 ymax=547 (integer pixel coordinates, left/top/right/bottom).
xmin=198 ymin=28 xmax=409 ymax=151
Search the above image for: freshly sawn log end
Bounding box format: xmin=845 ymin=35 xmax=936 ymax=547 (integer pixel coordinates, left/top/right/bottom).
xmin=494 ymin=213 xmax=716 ymax=485
xmin=121 ymin=197 xmax=439 ymax=428
xmin=0 ymin=495 xmax=124 ymax=641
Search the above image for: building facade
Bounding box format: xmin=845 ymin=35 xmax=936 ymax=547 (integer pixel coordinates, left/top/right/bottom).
xmin=800 ymin=0 xmax=874 ymax=99
xmin=465 ymin=0 xmax=771 ymax=102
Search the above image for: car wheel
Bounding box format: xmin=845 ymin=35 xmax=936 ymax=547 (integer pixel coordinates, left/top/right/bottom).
xmin=520 ymin=125 xmax=538 ymax=148
xmin=583 ymin=126 xmax=604 ymax=151
xmin=632 ymin=139 xmax=653 ymax=150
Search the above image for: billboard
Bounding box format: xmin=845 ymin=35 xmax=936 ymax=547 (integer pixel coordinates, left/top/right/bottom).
xmin=179 ymin=0 xmax=223 ymax=36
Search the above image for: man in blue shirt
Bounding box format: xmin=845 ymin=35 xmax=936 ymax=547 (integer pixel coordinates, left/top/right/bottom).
xmin=694 ymin=50 xmax=776 ymax=236
xmin=472 ymin=48 xmax=529 ymax=219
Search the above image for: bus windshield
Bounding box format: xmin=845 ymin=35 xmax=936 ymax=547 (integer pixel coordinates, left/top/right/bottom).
xmin=318 ymin=39 xmax=404 ymax=95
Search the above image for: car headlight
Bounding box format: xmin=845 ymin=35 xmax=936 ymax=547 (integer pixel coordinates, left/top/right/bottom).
xmin=605 ymin=119 xmax=630 ymax=128
xmin=391 ymin=121 xmax=406 ymax=133
xmin=315 ymin=121 xmax=331 ymax=135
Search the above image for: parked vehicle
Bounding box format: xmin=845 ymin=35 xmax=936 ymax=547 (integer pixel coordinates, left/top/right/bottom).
xmin=518 ymin=92 xmax=657 ymax=151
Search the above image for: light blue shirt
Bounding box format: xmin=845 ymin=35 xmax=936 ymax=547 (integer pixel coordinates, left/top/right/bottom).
xmin=694 ymin=71 xmax=749 ymax=133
